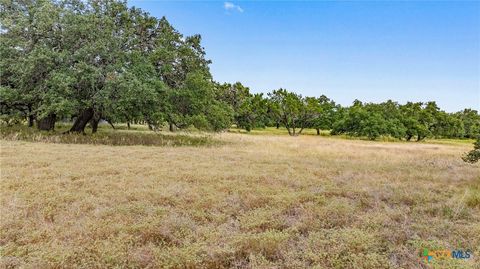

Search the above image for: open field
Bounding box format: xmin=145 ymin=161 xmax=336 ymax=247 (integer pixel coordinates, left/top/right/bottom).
xmin=1 ymin=132 xmax=479 ymax=268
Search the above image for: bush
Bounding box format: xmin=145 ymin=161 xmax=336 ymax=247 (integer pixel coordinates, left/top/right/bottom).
xmin=462 ymin=137 xmax=480 ymax=163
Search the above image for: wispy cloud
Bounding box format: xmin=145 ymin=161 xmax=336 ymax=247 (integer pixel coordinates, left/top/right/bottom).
xmin=224 ymin=2 xmax=244 ymax=13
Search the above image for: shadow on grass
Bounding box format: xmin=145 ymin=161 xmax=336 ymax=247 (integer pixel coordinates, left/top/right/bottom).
xmin=0 ymin=125 xmax=221 ymax=147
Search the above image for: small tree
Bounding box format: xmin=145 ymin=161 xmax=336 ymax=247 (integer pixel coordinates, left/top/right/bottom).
xmin=462 ymin=137 xmax=480 ymax=164
xmin=310 ymin=95 xmax=336 ymax=135
xmin=454 ymin=109 xmax=480 ymax=139
xmin=268 ymin=89 xmax=318 ymax=136
xmin=331 ymin=100 xmax=406 ymax=140
xmin=236 ymin=93 xmax=268 ymax=132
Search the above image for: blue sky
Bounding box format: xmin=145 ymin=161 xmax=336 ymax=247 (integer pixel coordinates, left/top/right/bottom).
xmin=129 ymin=0 xmax=480 ymax=112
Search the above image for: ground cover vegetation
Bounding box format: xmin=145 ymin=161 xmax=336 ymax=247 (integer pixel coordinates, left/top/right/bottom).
xmin=1 ymin=0 xmax=479 ymax=140
xmin=1 ymin=134 xmax=479 ymax=268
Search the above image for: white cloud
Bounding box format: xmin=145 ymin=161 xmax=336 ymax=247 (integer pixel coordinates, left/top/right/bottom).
xmin=224 ymin=2 xmax=243 ymax=13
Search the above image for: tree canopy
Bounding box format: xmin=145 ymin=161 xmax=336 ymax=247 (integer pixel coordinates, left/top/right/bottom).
xmin=1 ymin=0 xmax=229 ymax=133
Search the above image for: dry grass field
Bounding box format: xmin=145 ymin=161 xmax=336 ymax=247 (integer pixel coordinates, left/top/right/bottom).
xmin=1 ymin=132 xmax=479 ymax=268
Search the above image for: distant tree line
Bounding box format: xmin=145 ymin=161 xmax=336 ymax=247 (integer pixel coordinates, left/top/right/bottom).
xmin=1 ymin=0 xmax=479 ymax=140
xmin=218 ymin=84 xmax=479 ymax=140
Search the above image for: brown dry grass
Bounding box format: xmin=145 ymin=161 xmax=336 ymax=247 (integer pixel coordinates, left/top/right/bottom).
xmin=1 ymin=133 xmax=479 ymax=268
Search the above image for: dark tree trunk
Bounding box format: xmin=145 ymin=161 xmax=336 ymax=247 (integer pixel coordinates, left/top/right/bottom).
xmin=27 ymin=105 xmax=35 ymax=127
xmin=106 ymin=119 xmax=115 ymax=129
xmin=91 ymin=120 xmax=99 ymax=133
xmin=169 ymin=122 xmax=174 ymax=132
xmin=298 ymin=127 xmax=305 ymax=135
xmin=276 ymin=122 xmax=280 ymax=129
xmin=127 ymin=122 xmax=130 ymax=129
xmin=37 ymin=114 xmax=56 ymax=131
xmin=287 ymin=127 xmax=293 ymax=136
xmin=68 ymin=108 xmax=94 ymax=134
xmin=28 ymin=115 xmax=35 ymax=127
xmin=90 ymin=112 xmax=101 ymax=134
xmin=316 ymin=128 xmax=320 ymax=135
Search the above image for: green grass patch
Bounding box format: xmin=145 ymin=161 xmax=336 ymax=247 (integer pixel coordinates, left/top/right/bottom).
xmin=423 ymin=138 xmax=476 ymax=146
xmin=228 ymin=127 xmax=330 ymax=136
xmin=229 ymin=127 xmax=474 ymax=145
